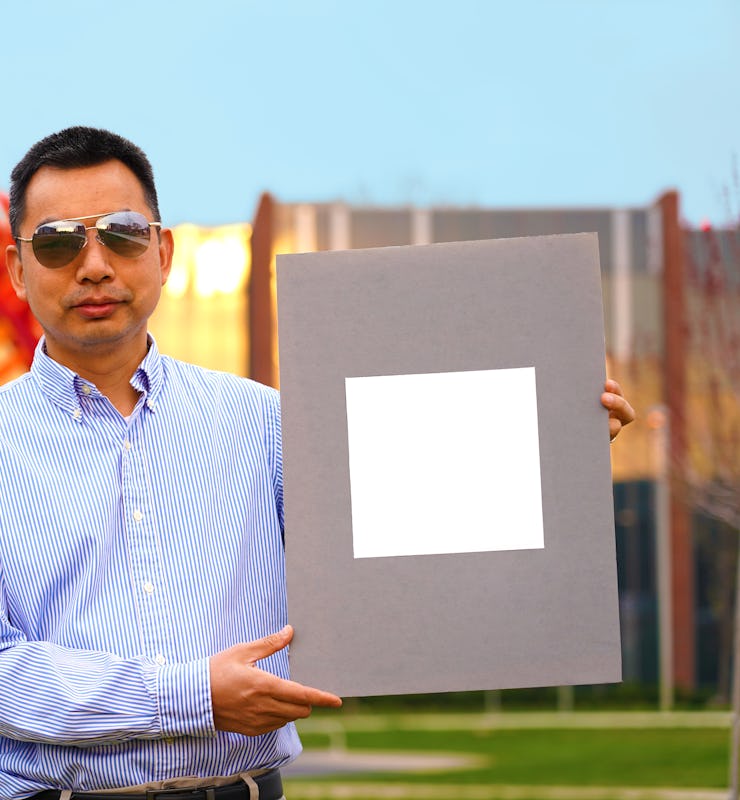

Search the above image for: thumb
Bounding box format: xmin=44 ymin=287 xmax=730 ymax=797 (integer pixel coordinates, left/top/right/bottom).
xmin=244 ymin=625 xmax=293 ymax=665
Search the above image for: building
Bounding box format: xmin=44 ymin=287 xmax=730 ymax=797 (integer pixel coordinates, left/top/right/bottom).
xmin=2 ymin=190 xmax=738 ymax=700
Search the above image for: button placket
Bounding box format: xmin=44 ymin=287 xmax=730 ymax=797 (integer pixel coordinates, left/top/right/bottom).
xmin=120 ymin=422 xmax=171 ymax=667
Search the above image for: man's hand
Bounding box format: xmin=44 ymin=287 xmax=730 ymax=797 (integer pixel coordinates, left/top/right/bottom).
xmin=601 ymin=379 xmax=635 ymax=442
xmin=209 ymin=625 xmax=341 ymax=737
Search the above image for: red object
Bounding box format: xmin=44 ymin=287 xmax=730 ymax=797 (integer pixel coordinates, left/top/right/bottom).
xmin=0 ymin=192 xmax=41 ymax=380
xmin=659 ymin=190 xmax=695 ymax=691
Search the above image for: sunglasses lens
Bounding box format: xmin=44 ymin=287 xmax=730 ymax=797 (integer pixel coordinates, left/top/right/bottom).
xmin=97 ymin=212 xmax=152 ymax=258
xmin=32 ymin=222 xmax=86 ymax=268
xmin=27 ymin=212 xmax=157 ymax=267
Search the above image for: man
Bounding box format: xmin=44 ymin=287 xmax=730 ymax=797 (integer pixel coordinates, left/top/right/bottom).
xmin=1 ymin=127 xmax=342 ymax=800
xmin=1 ymin=127 xmax=635 ymax=800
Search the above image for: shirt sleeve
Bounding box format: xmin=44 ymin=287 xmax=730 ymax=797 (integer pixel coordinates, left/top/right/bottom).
xmin=0 ymin=576 xmax=214 ymax=745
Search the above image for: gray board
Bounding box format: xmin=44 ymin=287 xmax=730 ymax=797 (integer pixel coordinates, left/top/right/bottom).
xmin=277 ymin=233 xmax=621 ymax=697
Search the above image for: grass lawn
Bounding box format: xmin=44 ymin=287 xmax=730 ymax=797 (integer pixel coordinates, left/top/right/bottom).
xmin=288 ymin=721 xmax=729 ymax=789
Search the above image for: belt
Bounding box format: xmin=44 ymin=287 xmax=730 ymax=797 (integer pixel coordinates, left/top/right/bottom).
xmin=31 ymin=770 xmax=283 ymax=800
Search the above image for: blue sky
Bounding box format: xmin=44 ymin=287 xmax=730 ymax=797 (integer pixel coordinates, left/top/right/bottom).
xmin=3 ymin=0 xmax=738 ymax=227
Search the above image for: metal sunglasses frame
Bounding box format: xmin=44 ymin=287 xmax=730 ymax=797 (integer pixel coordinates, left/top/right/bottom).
xmin=15 ymin=211 xmax=162 ymax=266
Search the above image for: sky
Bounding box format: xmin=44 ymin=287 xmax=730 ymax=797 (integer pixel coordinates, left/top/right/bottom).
xmin=2 ymin=0 xmax=738 ymax=228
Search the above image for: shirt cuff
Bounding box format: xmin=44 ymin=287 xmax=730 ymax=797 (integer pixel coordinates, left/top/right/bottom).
xmin=153 ymin=656 xmax=215 ymax=739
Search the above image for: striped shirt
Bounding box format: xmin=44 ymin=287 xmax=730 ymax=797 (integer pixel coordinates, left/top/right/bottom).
xmin=0 ymin=337 xmax=300 ymax=799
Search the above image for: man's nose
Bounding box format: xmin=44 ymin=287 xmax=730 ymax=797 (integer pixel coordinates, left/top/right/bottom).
xmin=74 ymin=230 xmax=114 ymax=282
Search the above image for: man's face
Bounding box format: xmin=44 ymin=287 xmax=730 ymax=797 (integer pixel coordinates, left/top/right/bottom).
xmin=5 ymin=160 xmax=173 ymax=370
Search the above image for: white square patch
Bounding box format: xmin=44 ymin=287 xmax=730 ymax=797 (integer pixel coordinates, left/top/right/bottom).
xmin=345 ymin=367 xmax=544 ymax=559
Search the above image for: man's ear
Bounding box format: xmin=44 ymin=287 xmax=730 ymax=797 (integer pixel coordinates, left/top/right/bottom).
xmin=158 ymin=228 xmax=174 ymax=287
xmin=5 ymin=244 xmax=28 ymax=303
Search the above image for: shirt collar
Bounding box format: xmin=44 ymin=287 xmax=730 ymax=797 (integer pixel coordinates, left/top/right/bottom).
xmin=29 ymin=335 xmax=165 ymax=418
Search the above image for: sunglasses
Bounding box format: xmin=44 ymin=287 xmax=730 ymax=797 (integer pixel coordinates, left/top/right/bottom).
xmin=16 ymin=211 xmax=162 ymax=269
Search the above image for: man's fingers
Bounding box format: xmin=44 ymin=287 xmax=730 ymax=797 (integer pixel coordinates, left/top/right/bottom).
xmin=602 ymin=391 xmax=634 ymax=418
xmin=606 ymin=395 xmax=636 ymax=425
xmin=600 ymin=379 xmax=635 ymax=443
xmin=242 ymin=625 xmax=294 ymax=665
xmin=239 ymin=628 xmax=342 ymax=706
xmin=295 ymin=684 xmax=342 ymax=708
xmin=602 ymin=380 xmax=635 ymax=430
xmin=230 ymin=627 xmax=342 ymax=709
xmin=270 ymin=676 xmax=343 ymax=708
xmin=210 ymin=631 xmax=342 ymax=736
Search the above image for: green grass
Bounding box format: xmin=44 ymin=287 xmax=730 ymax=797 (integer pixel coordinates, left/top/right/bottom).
xmin=289 ymin=725 xmax=729 ymax=789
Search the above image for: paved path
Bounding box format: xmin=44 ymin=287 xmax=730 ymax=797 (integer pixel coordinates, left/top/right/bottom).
xmin=284 ymin=749 xmax=486 ymax=776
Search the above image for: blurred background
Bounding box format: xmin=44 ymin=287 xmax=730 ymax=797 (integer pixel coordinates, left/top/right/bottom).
xmin=1 ymin=1 xmax=739 ymax=797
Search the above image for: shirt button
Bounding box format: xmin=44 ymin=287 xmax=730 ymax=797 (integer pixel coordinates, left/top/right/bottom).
xmin=155 ymin=653 xmax=167 ymax=666
xmin=146 ymin=400 xmax=154 ymax=410
xmin=123 ymin=440 xmax=132 ymax=451
xmin=81 ymin=385 xmax=92 ymax=395
xmin=143 ymin=581 xmax=155 ymax=595
xmin=72 ymin=409 xmax=82 ymax=420
xmin=133 ymin=509 xmax=144 ymax=522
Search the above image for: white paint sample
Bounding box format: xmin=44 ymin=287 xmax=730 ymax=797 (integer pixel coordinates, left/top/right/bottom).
xmin=345 ymin=367 xmax=544 ymax=559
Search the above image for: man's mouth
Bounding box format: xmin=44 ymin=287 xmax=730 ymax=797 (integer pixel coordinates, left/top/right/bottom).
xmin=72 ymin=298 xmax=123 ymax=319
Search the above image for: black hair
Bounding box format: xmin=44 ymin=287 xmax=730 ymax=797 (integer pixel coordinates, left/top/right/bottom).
xmin=9 ymin=126 xmax=161 ymax=239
